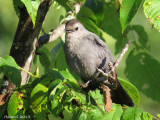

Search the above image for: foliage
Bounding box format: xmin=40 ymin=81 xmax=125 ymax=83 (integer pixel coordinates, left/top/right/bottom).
xmin=0 ymin=0 xmax=160 ymax=119
xmin=120 ymin=0 xmax=143 ymax=31
xmin=13 ymin=0 xmax=41 ymax=26
xmin=0 ymin=56 xmax=21 ymax=87
xmin=143 ymin=0 xmax=160 ymax=32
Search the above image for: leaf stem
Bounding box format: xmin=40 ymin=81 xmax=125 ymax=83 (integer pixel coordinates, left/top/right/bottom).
xmin=19 ymin=66 xmax=39 ymax=78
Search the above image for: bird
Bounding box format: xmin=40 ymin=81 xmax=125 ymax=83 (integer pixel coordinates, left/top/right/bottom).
xmin=64 ymin=19 xmax=134 ymax=107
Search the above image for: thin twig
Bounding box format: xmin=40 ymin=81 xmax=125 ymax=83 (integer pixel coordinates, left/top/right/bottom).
xmin=151 ymin=115 xmax=159 ymax=120
xmin=114 ymin=41 xmax=131 ymax=69
xmin=38 ymin=2 xmax=82 ymax=47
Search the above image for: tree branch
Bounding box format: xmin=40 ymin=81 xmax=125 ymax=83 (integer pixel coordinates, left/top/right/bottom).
xmin=38 ymin=2 xmax=82 ymax=47
xmin=0 ymin=0 xmax=52 ymax=105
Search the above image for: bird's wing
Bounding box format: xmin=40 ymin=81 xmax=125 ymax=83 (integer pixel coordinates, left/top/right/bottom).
xmin=84 ymin=33 xmax=115 ymax=72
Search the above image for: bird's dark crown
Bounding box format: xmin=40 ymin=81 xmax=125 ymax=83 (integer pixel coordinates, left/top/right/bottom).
xmin=65 ymin=19 xmax=81 ymax=27
xmin=65 ymin=19 xmax=83 ymax=33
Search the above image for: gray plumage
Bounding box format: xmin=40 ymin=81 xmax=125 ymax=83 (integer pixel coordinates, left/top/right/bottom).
xmin=64 ymin=19 xmax=114 ymax=81
xmin=64 ymin=19 xmax=134 ymax=106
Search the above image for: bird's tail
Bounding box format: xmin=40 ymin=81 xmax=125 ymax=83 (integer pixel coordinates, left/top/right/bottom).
xmin=110 ymin=80 xmax=134 ymax=107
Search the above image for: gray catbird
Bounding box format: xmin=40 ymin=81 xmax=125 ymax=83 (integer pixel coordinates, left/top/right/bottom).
xmin=64 ymin=19 xmax=134 ymax=107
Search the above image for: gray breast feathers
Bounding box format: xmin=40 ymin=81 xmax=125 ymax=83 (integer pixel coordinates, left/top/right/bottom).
xmin=64 ymin=33 xmax=115 ymax=80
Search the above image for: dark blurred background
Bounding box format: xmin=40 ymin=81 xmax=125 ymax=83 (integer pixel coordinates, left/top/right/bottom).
xmin=0 ymin=1 xmax=160 ymax=116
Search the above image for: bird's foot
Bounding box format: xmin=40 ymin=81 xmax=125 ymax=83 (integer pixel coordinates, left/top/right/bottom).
xmin=77 ymin=80 xmax=92 ymax=88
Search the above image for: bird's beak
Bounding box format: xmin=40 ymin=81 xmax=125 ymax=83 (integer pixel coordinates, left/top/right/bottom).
xmin=64 ymin=29 xmax=73 ymax=33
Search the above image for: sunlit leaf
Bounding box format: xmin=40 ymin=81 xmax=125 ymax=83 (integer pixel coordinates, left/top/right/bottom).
xmin=77 ymin=6 xmax=97 ymax=24
xmin=104 ymin=103 xmax=123 ymax=120
xmin=118 ymin=77 xmax=139 ymax=107
xmin=141 ymin=112 xmax=152 ymax=120
xmin=120 ymin=0 xmax=143 ymax=31
xmin=31 ymin=84 xmax=48 ymax=111
xmin=143 ymin=0 xmax=160 ymax=32
xmin=8 ymin=91 xmax=25 ymax=118
xmin=122 ymin=107 xmax=143 ymax=120
xmin=72 ymin=108 xmax=85 ymax=120
xmin=77 ymin=6 xmax=100 ymax=36
xmin=21 ymin=0 xmax=41 ymax=26
xmin=71 ymin=91 xmax=86 ymax=104
xmin=0 ymin=56 xmax=21 ymax=87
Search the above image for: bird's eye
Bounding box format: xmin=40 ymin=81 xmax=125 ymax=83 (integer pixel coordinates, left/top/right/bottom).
xmin=75 ymin=27 xmax=78 ymax=31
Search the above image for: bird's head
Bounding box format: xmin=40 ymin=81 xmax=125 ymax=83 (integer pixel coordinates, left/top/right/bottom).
xmin=65 ymin=19 xmax=85 ymax=34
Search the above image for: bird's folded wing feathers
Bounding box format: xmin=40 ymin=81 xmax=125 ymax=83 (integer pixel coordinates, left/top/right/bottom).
xmin=84 ymin=33 xmax=115 ymax=64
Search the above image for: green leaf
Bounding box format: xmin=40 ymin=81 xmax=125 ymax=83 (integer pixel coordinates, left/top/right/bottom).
xmin=0 ymin=57 xmax=7 ymax=67
xmin=72 ymin=108 xmax=85 ymax=120
xmin=73 ymin=106 xmax=104 ymax=120
xmin=87 ymin=108 xmax=104 ymax=120
xmin=71 ymin=91 xmax=86 ymax=104
xmin=143 ymin=0 xmax=160 ymax=32
xmin=77 ymin=6 xmax=100 ymax=36
xmin=31 ymin=74 xmax=52 ymax=87
xmin=115 ymin=24 xmax=149 ymax=54
xmin=118 ymin=77 xmax=140 ymax=107
xmin=122 ymin=107 xmax=143 ymax=120
xmin=49 ymin=87 xmax=68 ymax=115
xmin=125 ymin=51 xmax=160 ymax=102
xmin=63 ymin=95 xmax=80 ymax=112
xmin=103 ymin=2 xmax=122 ymax=40
xmin=85 ymin=0 xmax=104 ymax=26
xmin=55 ymin=0 xmax=85 ymax=12
xmin=157 ymin=114 xmax=160 ymax=119
xmin=131 ymin=25 xmax=149 ymax=49
xmin=78 ymin=17 xmax=100 ymax=36
xmin=89 ymin=90 xmax=104 ymax=106
xmin=21 ymin=0 xmax=41 ymax=26
xmin=50 ymin=40 xmax=63 ymax=62
xmin=77 ymin=6 xmax=97 ymax=24
xmin=120 ymin=0 xmax=143 ymax=31
xmin=35 ymin=110 xmax=48 ymax=120
xmin=125 ymin=25 xmax=149 ymax=50
xmin=47 ymin=79 xmax=62 ymax=113
xmin=0 ymin=56 xmax=21 ymax=87
xmin=104 ymin=103 xmax=123 ymax=120
xmin=53 ymin=47 xmax=68 ymax=71
xmin=141 ymin=112 xmax=152 ymax=120
xmin=48 ymin=69 xmax=64 ymax=80
xmin=13 ymin=0 xmax=24 ymax=16
xmin=48 ymin=79 xmax=62 ymax=95
xmin=59 ymin=70 xmax=78 ymax=84
xmin=102 ymin=2 xmax=125 ymax=54
xmin=38 ymin=47 xmax=51 ymax=71
xmin=55 ymin=0 xmax=74 ymax=11
xmin=8 ymin=91 xmax=25 ymax=119
xmin=31 ymin=84 xmax=48 ymax=110
xmin=50 ymin=98 xmax=59 ymax=113
xmin=65 ymin=80 xmax=81 ymax=91
xmin=63 ymin=95 xmax=75 ymax=103
xmin=53 ymin=86 xmax=68 ymax=100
